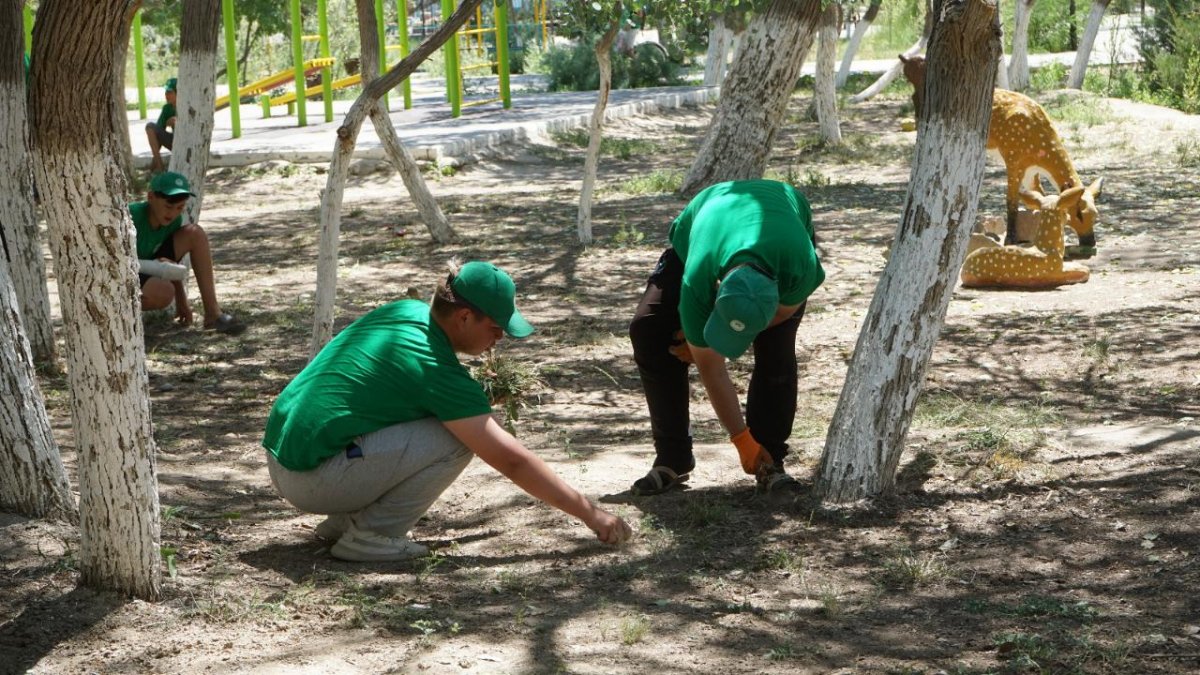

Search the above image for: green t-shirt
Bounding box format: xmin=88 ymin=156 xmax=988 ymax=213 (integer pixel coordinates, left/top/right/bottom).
xmin=129 ymin=201 xmax=183 ymax=260
xmin=156 ymin=102 xmax=176 ymax=129
xmin=263 ymin=300 xmax=492 ymax=471
xmin=669 ymin=179 xmax=825 ymax=347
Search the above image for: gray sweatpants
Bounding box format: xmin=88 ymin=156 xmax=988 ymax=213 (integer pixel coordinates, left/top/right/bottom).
xmin=267 ymin=417 xmax=474 ymax=538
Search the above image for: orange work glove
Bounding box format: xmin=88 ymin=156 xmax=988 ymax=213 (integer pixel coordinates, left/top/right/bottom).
xmin=668 ymin=329 xmax=694 ymax=364
xmin=731 ymin=428 xmax=774 ymax=475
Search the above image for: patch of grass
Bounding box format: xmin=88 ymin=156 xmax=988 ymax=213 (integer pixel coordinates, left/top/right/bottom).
xmin=915 ymin=393 xmax=1059 ymax=473
xmin=1042 ymin=93 xmax=1117 ymax=128
xmin=876 ymin=548 xmax=951 ymax=589
xmin=616 ymin=169 xmax=683 ymax=195
xmin=551 ymin=129 xmax=665 ymax=159
xmin=609 ymin=219 xmax=646 ymax=248
xmin=474 ymin=352 xmax=544 ymax=430
xmin=681 ymin=494 xmax=732 ymax=528
xmin=761 ymin=548 xmax=807 ymax=576
xmin=619 ymin=613 xmax=651 ymax=645
xmin=815 ymin=584 xmax=845 ymax=618
xmin=764 ymin=643 xmax=797 ymax=661
xmin=1175 ymin=135 xmax=1200 ymax=168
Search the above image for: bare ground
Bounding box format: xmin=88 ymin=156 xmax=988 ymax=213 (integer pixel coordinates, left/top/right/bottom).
xmin=2 ymin=89 xmax=1199 ymax=674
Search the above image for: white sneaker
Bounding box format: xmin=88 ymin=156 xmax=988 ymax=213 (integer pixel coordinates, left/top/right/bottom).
xmin=330 ymin=525 xmax=429 ymax=562
xmin=314 ymin=514 xmax=351 ymax=542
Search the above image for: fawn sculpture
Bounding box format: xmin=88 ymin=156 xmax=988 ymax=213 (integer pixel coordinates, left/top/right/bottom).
xmin=960 ymin=185 xmax=1091 ymax=289
xmin=899 ymin=54 xmax=1102 ymax=251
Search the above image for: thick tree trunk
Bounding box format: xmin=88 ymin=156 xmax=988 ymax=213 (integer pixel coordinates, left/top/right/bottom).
xmin=577 ymin=22 xmax=619 ymax=245
xmin=30 ymin=0 xmax=162 ymax=599
xmin=356 ymin=0 xmax=452 ymax=244
xmin=171 ymin=0 xmax=221 ymax=223
xmin=1008 ymin=0 xmax=1037 ymax=90
xmin=0 ymin=1 xmax=54 ymax=365
xmin=835 ymin=0 xmax=881 ymax=88
xmin=311 ymin=0 xmax=482 ymax=356
xmin=703 ymin=14 xmax=729 ymax=86
xmin=850 ymin=6 xmax=933 ymax=104
xmin=816 ymin=0 xmax=1001 ymax=504
xmin=814 ymin=2 xmax=842 ymax=144
xmin=680 ymin=0 xmax=822 ymax=197
xmin=1068 ymin=0 xmax=1110 ymax=89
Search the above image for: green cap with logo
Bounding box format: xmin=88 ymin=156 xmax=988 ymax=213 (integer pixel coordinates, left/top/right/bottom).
xmin=703 ymin=265 xmax=778 ymax=359
xmin=150 ymin=171 xmax=195 ymax=197
xmin=451 ymin=261 xmax=534 ymax=339
xmin=164 ymin=77 xmax=178 ymax=92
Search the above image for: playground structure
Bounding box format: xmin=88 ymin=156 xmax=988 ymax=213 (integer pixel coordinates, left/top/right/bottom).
xmin=118 ymin=0 xmax=558 ymax=138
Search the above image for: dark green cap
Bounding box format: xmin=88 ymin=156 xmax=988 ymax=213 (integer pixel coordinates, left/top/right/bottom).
xmin=451 ymin=262 xmax=534 ymax=339
xmin=150 ymin=171 xmax=194 ymax=197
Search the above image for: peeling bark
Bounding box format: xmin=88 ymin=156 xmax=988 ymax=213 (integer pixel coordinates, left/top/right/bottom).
xmin=1068 ymin=0 xmax=1111 ymax=89
xmin=816 ymin=0 xmax=1002 ymax=504
xmin=1008 ymin=0 xmax=1037 ymax=91
xmin=577 ymin=20 xmax=619 ymax=245
xmin=171 ymin=0 xmax=221 ymax=223
xmin=814 ymin=3 xmax=842 ymax=144
xmin=836 ymin=0 xmax=881 ymax=89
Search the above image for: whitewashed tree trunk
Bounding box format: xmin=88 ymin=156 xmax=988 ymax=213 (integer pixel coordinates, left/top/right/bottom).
xmin=816 ymin=0 xmax=1001 ymax=503
xmin=356 ymin=0 xmax=452 ymax=244
xmin=111 ymin=7 xmax=135 ymax=181
xmin=1068 ymin=0 xmax=1111 ymax=89
xmin=836 ymin=0 xmax=881 ymax=88
xmin=171 ymin=0 xmax=221 ymax=223
xmin=30 ymin=0 xmax=162 ymax=599
xmin=0 ymin=3 xmax=74 ymax=520
xmin=850 ymin=3 xmax=934 ymax=105
xmin=995 ymin=44 xmax=1009 ymax=89
xmin=1008 ymin=0 xmax=1037 ymax=91
xmin=703 ymin=15 xmax=728 ymax=86
xmin=681 ymin=0 xmax=822 ymax=197
xmin=0 ymin=256 xmax=75 ymax=522
xmin=311 ymin=0 xmax=482 ymax=356
xmin=0 ymin=2 xmax=54 ymax=365
xmin=814 ymin=2 xmax=842 ymax=144
xmin=578 ymin=22 xmax=619 ymax=245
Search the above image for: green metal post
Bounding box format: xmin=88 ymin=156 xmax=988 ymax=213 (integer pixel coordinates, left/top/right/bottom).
xmin=22 ymin=4 xmax=32 ymax=53
xmin=290 ymin=0 xmax=307 ymax=126
xmin=396 ymin=0 xmax=411 ymax=109
xmin=261 ymin=95 xmax=271 ymax=118
xmin=442 ymin=0 xmax=460 ymax=117
xmin=374 ymin=0 xmax=389 ymax=111
xmin=222 ymin=0 xmax=242 ymax=137
xmin=495 ymin=0 xmax=510 ymax=109
xmin=318 ymin=0 xmax=333 ymax=122
xmin=132 ymin=10 xmax=148 ymax=119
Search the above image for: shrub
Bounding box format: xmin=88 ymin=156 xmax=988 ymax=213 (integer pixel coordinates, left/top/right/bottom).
xmin=543 ymin=39 xmax=683 ymax=92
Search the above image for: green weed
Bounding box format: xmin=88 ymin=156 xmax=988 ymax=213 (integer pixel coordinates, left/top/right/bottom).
xmin=877 ymin=549 xmax=951 ymax=589
xmin=474 ymin=352 xmax=544 ymax=430
xmin=610 ymin=220 xmax=646 ymax=248
xmin=764 ymin=644 xmax=797 ymax=661
xmin=619 ymin=614 xmax=651 ymax=645
xmin=1175 ymin=136 xmax=1200 ymax=168
xmin=616 ymin=169 xmax=683 ymax=195
xmin=681 ymin=494 xmax=731 ymax=528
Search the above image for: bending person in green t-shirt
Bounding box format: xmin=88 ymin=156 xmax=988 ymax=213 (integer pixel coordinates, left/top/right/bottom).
xmin=145 ymin=77 xmax=177 ymax=173
xmin=132 ymin=171 xmax=242 ymax=333
xmin=629 ymin=180 xmax=826 ymax=496
xmin=263 ymin=261 xmax=633 ymax=562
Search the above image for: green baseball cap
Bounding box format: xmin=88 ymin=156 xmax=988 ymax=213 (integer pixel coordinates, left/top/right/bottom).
xmin=451 ymin=261 xmax=534 ymax=339
xmin=164 ymin=77 xmax=178 ymax=92
xmin=703 ymin=265 xmax=778 ymax=359
xmin=150 ymin=171 xmax=195 ymax=197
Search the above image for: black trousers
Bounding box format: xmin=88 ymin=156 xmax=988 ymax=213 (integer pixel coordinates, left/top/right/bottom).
xmin=629 ymin=248 xmax=805 ymax=474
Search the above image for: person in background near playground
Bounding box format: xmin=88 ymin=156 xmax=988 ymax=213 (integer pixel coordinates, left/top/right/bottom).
xmin=263 ymin=261 xmax=633 ymax=562
xmin=629 ymin=179 xmax=825 ymax=496
xmin=146 ymin=77 xmax=177 ymax=173
xmin=132 ymin=171 xmax=243 ymax=334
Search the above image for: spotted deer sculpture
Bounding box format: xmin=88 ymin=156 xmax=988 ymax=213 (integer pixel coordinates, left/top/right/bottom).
xmin=961 ymin=185 xmax=1091 ymax=288
xmin=899 ymin=54 xmax=1103 ymax=251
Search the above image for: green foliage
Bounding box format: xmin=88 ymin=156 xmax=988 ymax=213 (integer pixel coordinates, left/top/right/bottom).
xmin=542 ymin=40 xmax=683 ymax=92
xmin=473 ymin=351 xmax=544 ymax=429
xmin=1141 ymin=5 xmax=1200 ymax=113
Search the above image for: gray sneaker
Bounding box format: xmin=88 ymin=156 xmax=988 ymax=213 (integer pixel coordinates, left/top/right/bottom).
xmin=314 ymin=514 xmax=351 ymax=542
xmin=330 ymin=525 xmax=429 ymax=562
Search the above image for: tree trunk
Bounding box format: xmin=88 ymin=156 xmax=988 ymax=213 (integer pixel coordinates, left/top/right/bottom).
xmin=171 ymin=0 xmax=221 ymax=224
xmin=1008 ymin=0 xmax=1037 ymax=90
xmin=1068 ymin=0 xmax=1110 ymax=89
xmin=850 ymin=5 xmax=933 ymax=104
xmin=815 ymin=0 xmax=1001 ymax=504
xmin=311 ymin=0 xmax=482 ymax=356
xmin=0 ymin=0 xmax=54 ymax=365
xmin=814 ymin=2 xmax=842 ymax=144
xmin=703 ymin=14 xmax=729 ymax=86
xmin=30 ymin=0 xmax=162 ymax=599
xmin=995 ymin=42 xmax=1009 ymax=89
xmin=577 ymin=21 xmax=619 ymax=245
xmin=356 ymin=0 xmax=452 ymax=244
xmin=0 ymin=3 xmax=75 ymax=526
xmin=110 ymin=5 xmax=135 ymax=182
xmin=835 ymin=0 xmax=881 ymax=88
xmin=680 ymin=0 xmax=822 ymax=197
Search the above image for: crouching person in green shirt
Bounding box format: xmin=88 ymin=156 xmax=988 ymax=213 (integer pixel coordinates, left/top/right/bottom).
xmin=263 ymin=261 xmax=633 ymax=562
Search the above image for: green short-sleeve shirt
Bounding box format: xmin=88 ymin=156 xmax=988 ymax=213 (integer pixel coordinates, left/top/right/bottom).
xmin=129 ymin=201 xmax=183 ymax=260
xmin=669 ymin=179 xmax=825 ymax=348
xmin=262 ymin=300 xmax=492 ymax=471
xmin=156 ymin=102 xmax=176 ymax=129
